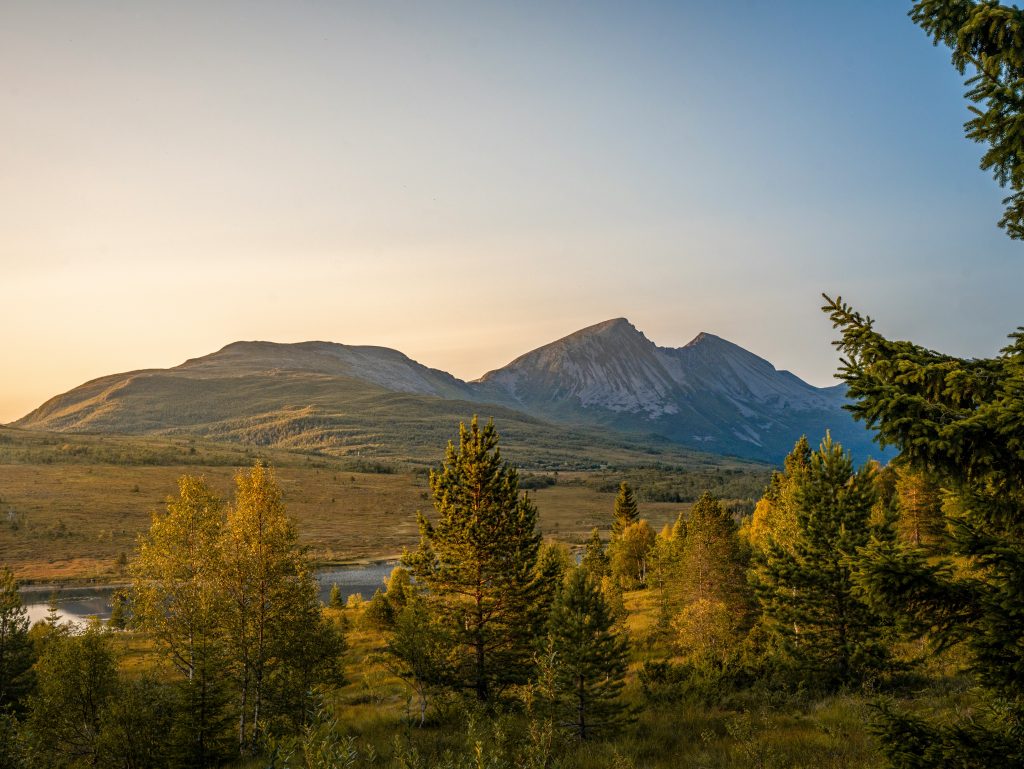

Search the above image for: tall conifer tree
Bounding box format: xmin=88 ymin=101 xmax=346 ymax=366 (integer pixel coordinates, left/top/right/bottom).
xmin=0 ymin=568 xmax=34 ymax=714
xmin=825 ymin=295 xmax=1024 ymax=766
xmin=545 ymin=567 xmax=630 ymax=741
xmin=404 ymin=417 xmax=544 ymax=703
xmin=611 ymin=482 xmax=639 ymax=537
xmin=754 ymin=435 xmax=889 ymax=688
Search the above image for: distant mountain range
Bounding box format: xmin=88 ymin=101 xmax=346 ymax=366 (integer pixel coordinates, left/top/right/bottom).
xmin=12 ymin=319 xmax=883 ymax=464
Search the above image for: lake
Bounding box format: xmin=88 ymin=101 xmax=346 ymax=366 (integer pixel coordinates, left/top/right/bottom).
xmin=20 ymin=561 xmax=398 ymax=627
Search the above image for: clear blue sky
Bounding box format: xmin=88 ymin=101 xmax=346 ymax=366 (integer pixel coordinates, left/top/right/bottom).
xmin=1 ymin=0 xmax=1021 ymax=422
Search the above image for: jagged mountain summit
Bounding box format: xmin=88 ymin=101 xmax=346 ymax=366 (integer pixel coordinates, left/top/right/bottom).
xmin=13 ymin=320 xmax=881 ymax=463
xmin=475 ymin=319 xmax=871 ymax=462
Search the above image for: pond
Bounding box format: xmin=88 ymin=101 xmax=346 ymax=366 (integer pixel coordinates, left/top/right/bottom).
xmin=20 ymin=561 xmax=398 ymax=627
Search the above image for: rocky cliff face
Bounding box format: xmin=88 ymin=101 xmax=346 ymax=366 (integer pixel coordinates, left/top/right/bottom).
xmin=476 ymin=319 xmax=870 ymax=462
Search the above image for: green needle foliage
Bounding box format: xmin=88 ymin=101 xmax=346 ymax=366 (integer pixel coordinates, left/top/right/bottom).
xmin=611 ymin=481 xmax=639 ymax=537
xmin=544 ymin=567 xmax=631 ymax=741
xmin=754 ymin=435 xmax=890 ymax=690
xmin=0 ymin=568 xmax=34 ymax=714
xmin=911 ymin=1 xmax=1024 ymax=239
xmin=404 ymin=417 xmax=544 ymax=704
xmin=825 ymin=295 xmax=1024 ymax=766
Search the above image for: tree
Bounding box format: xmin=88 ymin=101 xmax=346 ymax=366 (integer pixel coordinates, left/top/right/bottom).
xmin=26 ymin=623 xmax=119 ymax=769
xmin=748 ymin=437 xmax=810 ymax=554
xmin=0 ymin=568 xmax=34 ymax=714
xmin=218 ymin=463 xmax=337 ymax=751
xmin=894 ymin=467 xmax=945 ymax=548
xmin=385 ymin=595 xmax=455 ymax=725
xmin=825 ymin=295 xmax=1024 ymax=766
xmin=131 ymin=475 xmax=231 ymax=766
xmin=328 ymin=583 xmax=343 ymax=609
xmin=911 ymin=1 xmax=1024 ymax=239
xmin=403 ymin=417 xmax=544 ymax=703
xmin=609 ymin=519 xmax=654 ymax=588
xmin=580 ymin=528 xmax=609 ymax=580
xmin=544 ymin=567 xmax=631 ymax=741
xmin=753 ymin=434 xmax=890 ymax=688
xmin=611 ymin=482 xmax=639 ymax=537
xmin=671 ymin=493 xmax=750 ymax=663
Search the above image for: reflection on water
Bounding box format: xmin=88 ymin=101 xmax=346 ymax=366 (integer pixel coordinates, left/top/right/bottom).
xmin=21 ymin=561 xmax=398 ymax=627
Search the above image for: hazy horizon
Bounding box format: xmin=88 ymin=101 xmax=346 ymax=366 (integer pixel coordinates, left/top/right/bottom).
xmin=3 ymin=1 xmax=1022 ymax=424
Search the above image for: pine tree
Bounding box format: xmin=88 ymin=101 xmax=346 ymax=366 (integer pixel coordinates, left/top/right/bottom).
xmin=581 ymin=528 xmax=609 ymax=580
xmin=403 ymin=417 xmax=544 ymax=703
xmin=0 ymin=568 xmax=35 ymax=713
xmin=825 ymin=295 xmax=1024 ymax=766
xmin=328 ymin=583 xmax=343 ymax=609
xmin=611 ymin=481 xmax=639 ymax=537
xmin=545 ymin=567 xmax=631 ymax=741
xmin=754 ymin=434 xmax=889 ymax=688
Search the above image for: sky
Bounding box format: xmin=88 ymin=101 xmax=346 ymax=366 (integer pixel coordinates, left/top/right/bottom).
xmin=2 ymin=0 xmax=1023 ymax=423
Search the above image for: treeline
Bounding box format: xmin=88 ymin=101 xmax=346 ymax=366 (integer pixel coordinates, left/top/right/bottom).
xmin=0 ymin=406 xmax=981 ymax=768
xmin=0 ymin=464 xmax=346 ymax=768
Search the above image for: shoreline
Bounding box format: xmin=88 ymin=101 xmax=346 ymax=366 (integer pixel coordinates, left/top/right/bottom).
xmin=17 ymin=554 xmax=402 ymax=595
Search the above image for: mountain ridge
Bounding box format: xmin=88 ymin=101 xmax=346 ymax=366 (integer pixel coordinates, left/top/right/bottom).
xmin=13 ymin=319 xmax=881 ymax=463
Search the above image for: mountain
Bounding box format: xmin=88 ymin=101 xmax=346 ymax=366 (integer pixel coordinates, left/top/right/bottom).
xmin=475 ymin=319 xmax=876 ymax=462
xmin=13 ymin=321 xmax=883 ymax=464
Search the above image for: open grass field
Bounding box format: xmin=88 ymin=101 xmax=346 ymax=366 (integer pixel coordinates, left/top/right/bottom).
xmin=0 ymin=427 xmax=764 ymax=582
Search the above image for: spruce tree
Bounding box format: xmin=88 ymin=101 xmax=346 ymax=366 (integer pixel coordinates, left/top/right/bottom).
xmin=545 ymin=567 xmax=630 ymax=741
xmin=825 ymin=296 xmax=1024 ymax=766
xmin=580 ymin=528 xmax=609 ymax=579
xmin=911 ymin=0 xmax=1024 ymax=239
xmin=611 ymin=481 xmax=639 ymax=537
xmin=754 ymin=434 xmax=889 ymax=688
xmin=403 ymin=417 xmax=544 ymax=703
xmin=0 ymin=568 xmax=34 ymax=714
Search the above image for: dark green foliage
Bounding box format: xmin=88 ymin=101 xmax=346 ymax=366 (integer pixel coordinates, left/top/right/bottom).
xmin=911 ymin=1 xmax=1024 ymax=238
xmin=364 ymin=589 xmax=396 ymax=629
xmin=97 ymin=677 xmax=180 ymax=769
xmin=25 ymin=623 xmax=120 ymax=768
xmin=825 ymin=295 xmax=1024 ymax=766
xmin=0 ymin=711 xmax=27 ymax=769
xmin=754 ymin=435 xmax=890 ymax=689
xmin=580 ymin=528 xmax=609 ymax=579
xmin=107 ymin=589 xmax=130 ymax=631
xmin=544 ymin=567 xmax=631 ymax=741
xmin=611 ymin=481 xmax=639 ymax=537
xmin=404 ymin=417 xmax=544 ymax=703
xmin=385 ymin=595 xmax=456 ymax=725
xmin=0 ymin=569 xmax=35 ymax=714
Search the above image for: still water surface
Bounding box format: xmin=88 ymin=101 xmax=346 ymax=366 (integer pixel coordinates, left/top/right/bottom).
xmin=20 ymin=561 xmax=397 ymax=627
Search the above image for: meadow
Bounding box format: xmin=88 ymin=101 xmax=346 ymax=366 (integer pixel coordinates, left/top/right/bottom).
xmin=0 ymin=426 xmax=766 ymax=582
